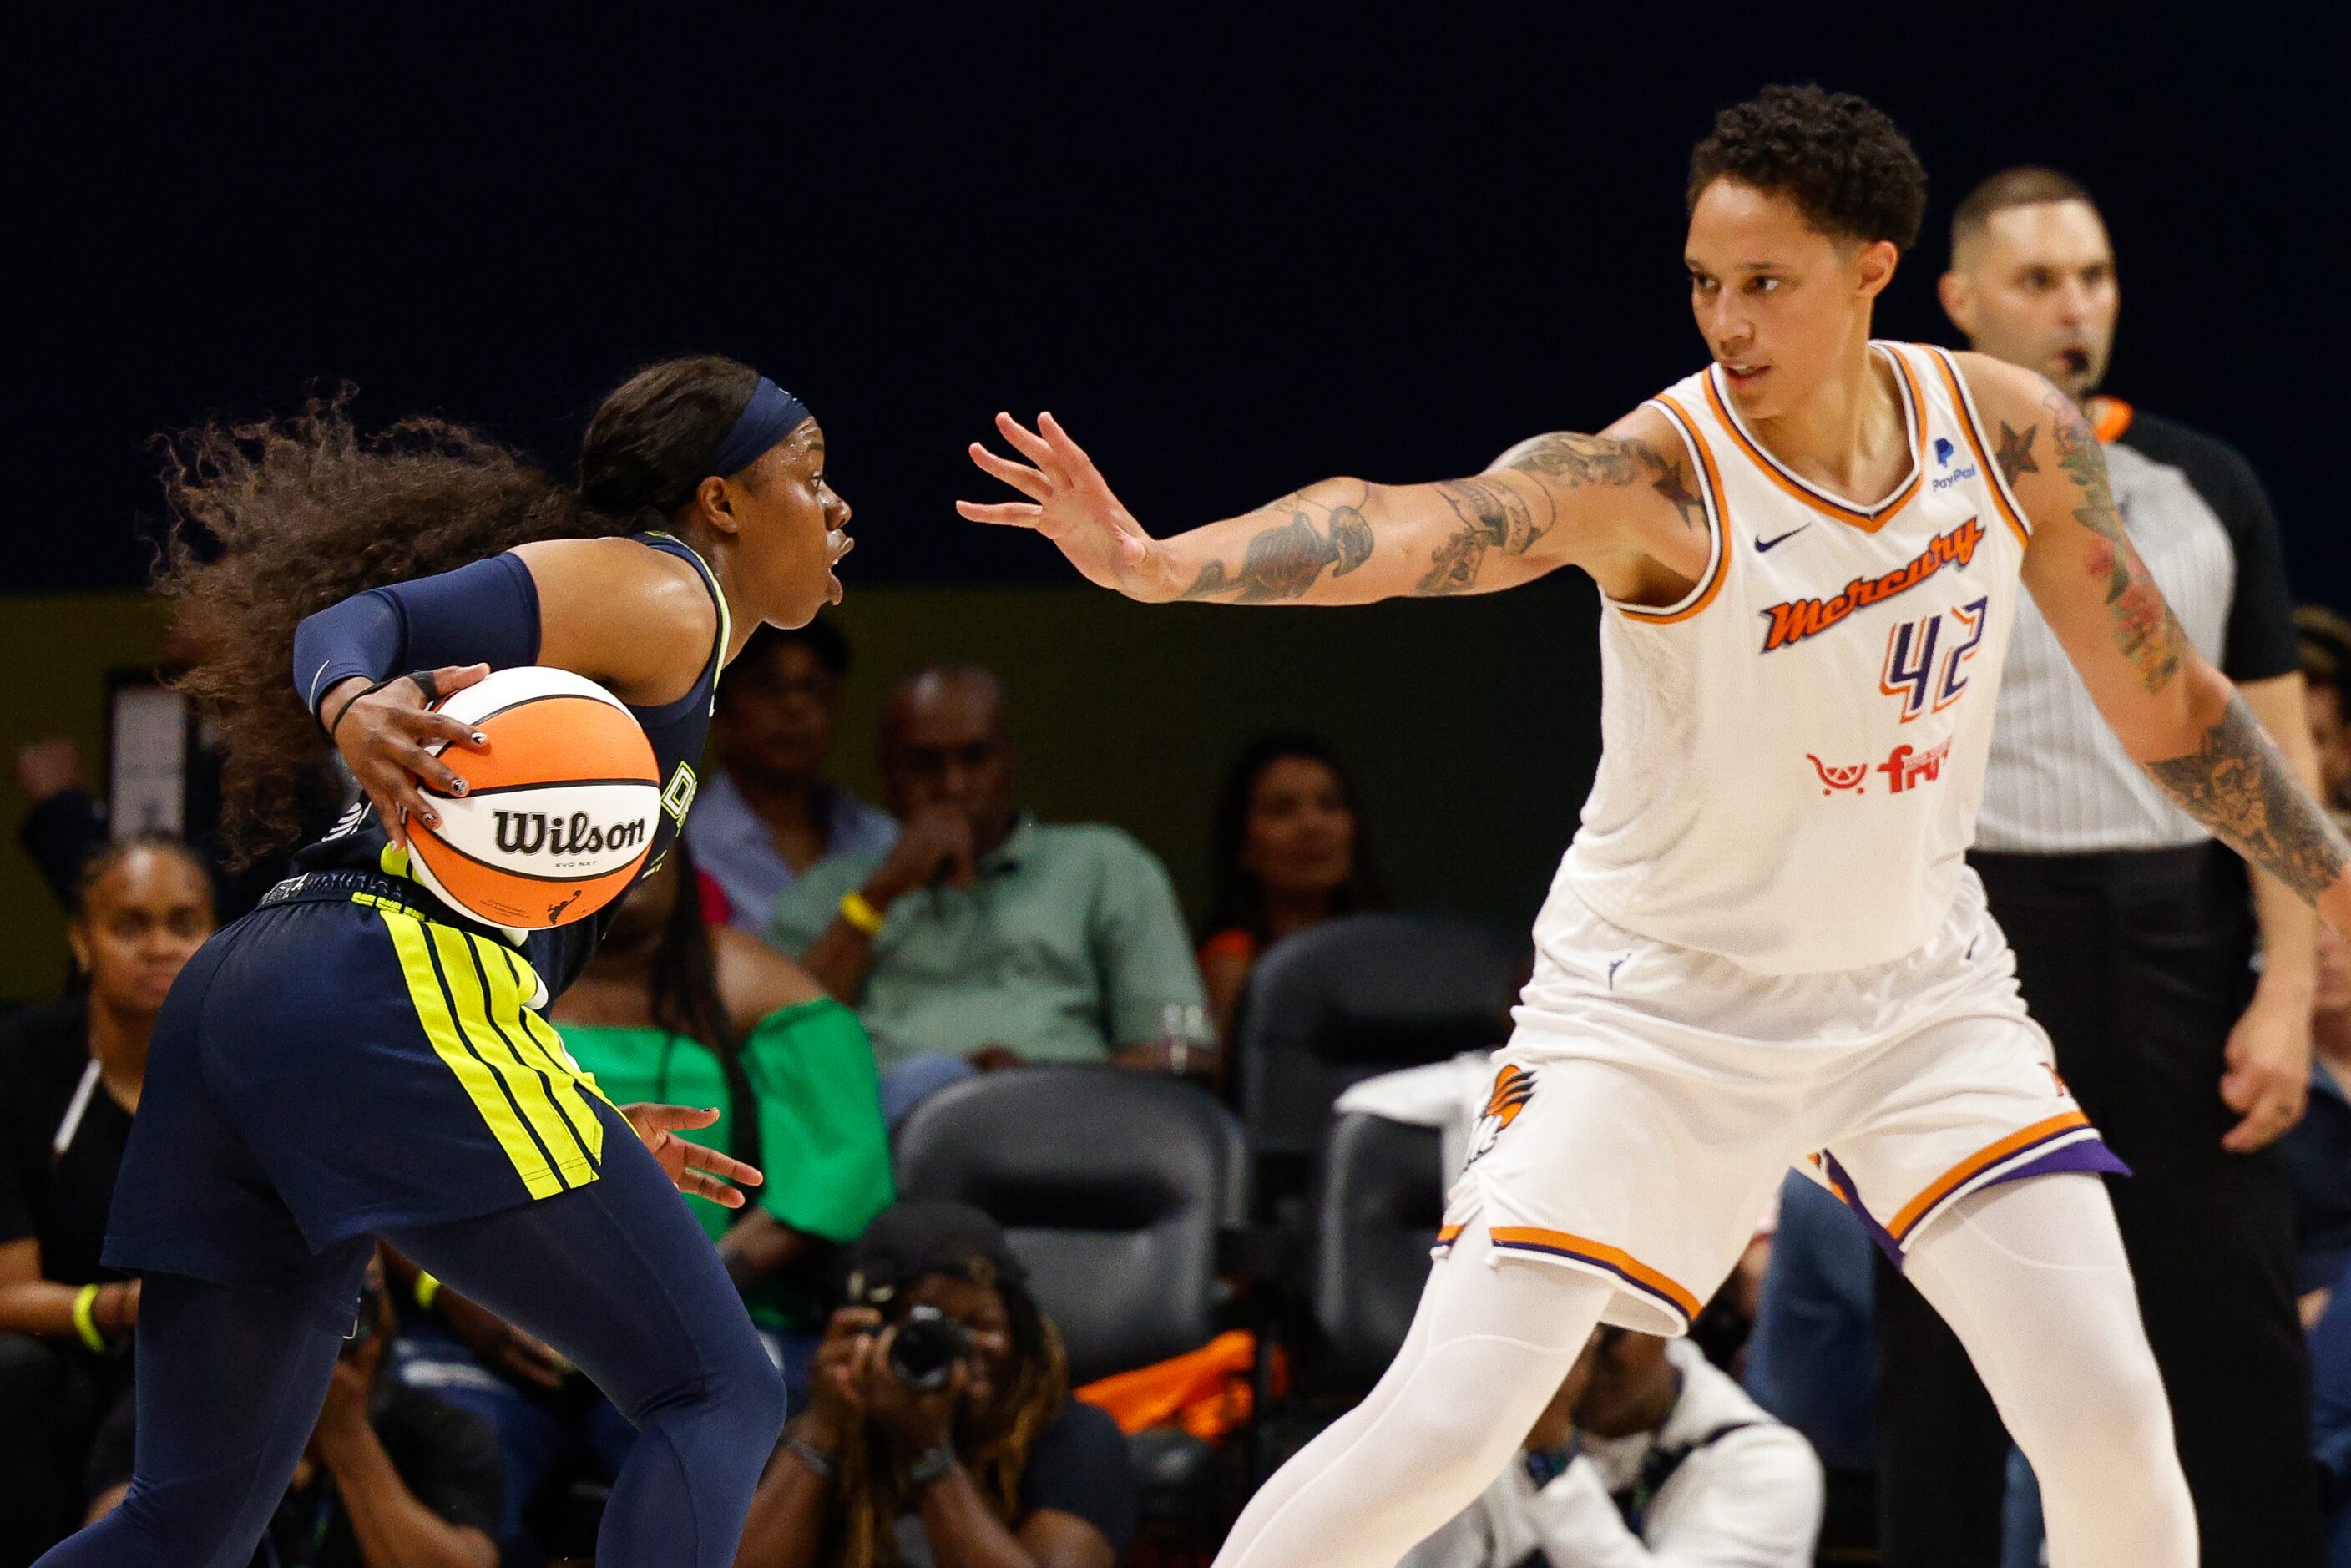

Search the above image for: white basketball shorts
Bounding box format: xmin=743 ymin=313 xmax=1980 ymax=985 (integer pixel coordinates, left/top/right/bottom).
xmin=1439 ymin=868 xmax=2123 ymax=1337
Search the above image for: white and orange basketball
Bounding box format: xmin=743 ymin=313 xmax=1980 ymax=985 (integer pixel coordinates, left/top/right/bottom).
xmin=406 ymin=667 xmax=660 ymax=929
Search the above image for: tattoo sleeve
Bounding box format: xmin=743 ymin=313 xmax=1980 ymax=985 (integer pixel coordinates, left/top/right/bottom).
xmin=1407 ymin=431 xmax=1688 ymax=598
xmin=1177 ymin=492 xmax=1378 ymax=604
xmin=2145 ymin=693 xmax=2351 ymax=903
xmin=2045 ymin=391 xmax=2187 ymax=694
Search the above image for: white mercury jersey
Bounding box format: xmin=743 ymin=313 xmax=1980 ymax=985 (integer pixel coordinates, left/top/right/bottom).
xmin=1551 ymin=342 xmax=2036 ymax=974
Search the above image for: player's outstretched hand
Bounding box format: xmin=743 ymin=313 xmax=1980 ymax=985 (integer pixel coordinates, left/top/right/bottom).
xmin=960 ymin=412 xmax=1180 ymax=600
xmin=322 ymin=663 xmax=493 ymax=851
xmin=622 ymin=1102 xmax=765 ymax=1207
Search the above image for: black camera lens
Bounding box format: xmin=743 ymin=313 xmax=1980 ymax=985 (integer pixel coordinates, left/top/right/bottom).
xmin=887 ymin=1305 xmax=972 ymax=1392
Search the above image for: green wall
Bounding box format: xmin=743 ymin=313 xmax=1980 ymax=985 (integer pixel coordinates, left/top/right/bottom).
xmin=2 ymin=580 xmax=1605 ymax=1001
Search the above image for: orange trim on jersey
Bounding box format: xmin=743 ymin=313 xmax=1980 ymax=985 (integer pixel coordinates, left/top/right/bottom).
xmin=1926 ymin=348 xmax=2033 ymax=551
xmin=1435 ymin=1223 xmax=1464 ymax=1247
xmin=1888 ymin=1110 xmax=2093 ymax=1241
xmin=1701 ymin=346 xmax=1925 ymax=533
xmin=1488 ymin=1226 xmax=1703 ymax=1323
xmin=2090 ymin=396 xmax=2135 ymax=444
xmin=1615 ymin=394 xmax=1730 ymax=625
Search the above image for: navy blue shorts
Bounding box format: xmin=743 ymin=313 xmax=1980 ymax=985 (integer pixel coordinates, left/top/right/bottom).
xmin=107 ymin=875 xmax=622 ymax=1324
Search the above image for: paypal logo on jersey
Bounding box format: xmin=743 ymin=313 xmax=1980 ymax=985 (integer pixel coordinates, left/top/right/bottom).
xmin=1929 ymin=435 xmax=1979 ymax=491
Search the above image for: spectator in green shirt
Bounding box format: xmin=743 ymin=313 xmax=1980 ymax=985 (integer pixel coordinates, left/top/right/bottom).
xmin=769 ymin=665 xmax=1212 ymax=1121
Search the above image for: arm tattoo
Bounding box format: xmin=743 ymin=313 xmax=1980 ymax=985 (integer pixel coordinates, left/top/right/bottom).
xmin=2145 ymin=693 xmax=2351 ymax=903
xmin=1505 ymin=432 xmax=1703 ymax=531
xmin=1415 ymin=478 xmax=1544 ymax=595
xmin=2046 ymin=391 xmax=2185 ymax=694
xmin=1177 ymin=498 xmax=1376 ymax=604
xmin=1994 ymin=422 xmax=2039 ymax=488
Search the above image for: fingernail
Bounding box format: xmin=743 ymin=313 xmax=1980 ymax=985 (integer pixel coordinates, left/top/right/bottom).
xmin=472 ymin=733 xmax=487 ymax=746
xmin=450 ymin=779 xmax=468 ymax=796
xmin=424 ymin=812 xmax=441 ymax=827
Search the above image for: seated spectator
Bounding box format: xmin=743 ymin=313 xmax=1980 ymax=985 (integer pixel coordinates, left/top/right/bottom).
xmin=737 ymin=1200 xmax=1136 ymax=1568
xmin=1196 ymin=731 xmax=1387 ymax=1041
xmin=0 ymin=835 xmax=214 ymax=1564
xmin=771 ymin=666 xmax=1212 ymax=1120
xmin=2283 ymin=920 xmax=2351 ymax=1327
xmin=689 ymin=620 xmax=899 ymax=932
xmin=1400 ymin=1324 xmax=1823 ymax=1568
xmin=396 ymin=837 xmax=892 ymax=1555
xmin=86 ymin=1249 xmax=500 ymax=1568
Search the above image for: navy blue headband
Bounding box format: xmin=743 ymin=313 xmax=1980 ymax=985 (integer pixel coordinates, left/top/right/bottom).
xmin=708 ymin=376 xmax=811 ymax=478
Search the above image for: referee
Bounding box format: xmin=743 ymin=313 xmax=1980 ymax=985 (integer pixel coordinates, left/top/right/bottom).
xmin=1871 ymin=168 xmax=2326 ymax=1567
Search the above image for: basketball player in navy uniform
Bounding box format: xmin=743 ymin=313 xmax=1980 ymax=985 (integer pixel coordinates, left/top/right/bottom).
xmin=963 ymin=88 xmax=2351 ymax=1567
xmin=36 ymin=357 xmax=852 ymax=1568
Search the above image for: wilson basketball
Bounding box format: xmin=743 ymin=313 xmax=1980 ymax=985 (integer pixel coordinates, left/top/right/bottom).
xmin=405 ymin=666 xmax=660 ymax=929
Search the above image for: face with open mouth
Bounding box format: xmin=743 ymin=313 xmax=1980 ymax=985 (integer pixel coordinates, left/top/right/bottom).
xmin=1942 ymin=198 xmax=2118 ymax=404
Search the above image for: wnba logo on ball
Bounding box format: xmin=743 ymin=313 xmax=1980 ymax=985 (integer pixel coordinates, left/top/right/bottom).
xmin=491 ymin=810 xmax=649 ymax=858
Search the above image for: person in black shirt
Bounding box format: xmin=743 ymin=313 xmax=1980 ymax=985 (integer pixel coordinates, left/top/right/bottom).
xmin=83 ymin=1252 xmax=501 ymax=1568
xmin=0 ymin=836 xmax=215 ymax=1565
xmin=1867 ymin=165 xmax=2326 ymax=1567
xmin=738 ymin=1201 xmax=1137 ymax=1568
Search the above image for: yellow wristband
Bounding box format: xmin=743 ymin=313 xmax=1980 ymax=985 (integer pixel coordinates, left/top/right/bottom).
xmin=414 ymin=1272 xmax=442 ymax=1313
xmin=839 ymin=889 xmax=887 ymax=938
xmin=72 ymin=1283 xmax=108 ymax=1353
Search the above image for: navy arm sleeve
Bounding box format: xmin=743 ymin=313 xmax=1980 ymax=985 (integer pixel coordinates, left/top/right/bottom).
xmin=290 ymin=553 xmax=542 ymax=726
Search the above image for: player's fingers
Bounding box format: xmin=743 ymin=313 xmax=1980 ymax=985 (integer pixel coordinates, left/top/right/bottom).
xmin=387 ymin=776 xmax=443 ymax=833
xmin=409 ymin=711 xmax=489 ymax=751
xmin=680 ymin=1141 xmax=764 ymax=1187
xmin=956 ymin=500 xmax=1046 ymax=527
xmin=674 ymin=1168 xmax=748 ymax=1207
xmin=632 ymin=1102 xmax=724 ymax=1132
xmin=401 ymin=741 xmax=473 ymax=797
xmin=430 ymin=662 xmax=492 ymax=696
xmin=362 ymin=784 xmax=406 ymax=850
xmin=967 ymin=444 xmax=1054 ymax=499
xmin=993 ymin=412 xmax=1062 ymax=473
xmin=1037 ymin=411 xmax=1094 ymax=469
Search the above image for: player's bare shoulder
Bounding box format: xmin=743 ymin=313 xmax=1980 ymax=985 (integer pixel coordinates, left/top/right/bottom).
xmin=1484 ymin=403 xmax=1711 ymax=601
xmin=1942 ymin=350 xmax=2082 ymax=499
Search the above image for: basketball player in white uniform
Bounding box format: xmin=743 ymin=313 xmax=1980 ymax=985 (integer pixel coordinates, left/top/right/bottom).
xmin=960 ymin=88 xmax=2351 ymax=1568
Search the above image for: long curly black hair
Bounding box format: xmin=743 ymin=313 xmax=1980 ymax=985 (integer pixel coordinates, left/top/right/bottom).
xmin=154 ymin=354 xmax=760 ymax=867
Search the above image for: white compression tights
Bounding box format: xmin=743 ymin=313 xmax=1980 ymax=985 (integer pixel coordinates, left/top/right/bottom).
xmin=1213 ymin=1173 xmax=2192 ymax=1568
xmin=1903 ymin=1172 xmax=2195 ymax=1568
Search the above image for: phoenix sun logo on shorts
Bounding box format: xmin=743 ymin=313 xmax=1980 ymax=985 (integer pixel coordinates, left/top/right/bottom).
xmin=1465 ymin=1065 xmax=1535 ymax=1166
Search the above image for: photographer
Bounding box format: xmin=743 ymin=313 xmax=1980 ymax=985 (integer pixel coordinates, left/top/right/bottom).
xmin=84 ymin=1251 xmax=501 ymax=1568
xmin=736 ymin=1201 xmax=1135 ymax=1568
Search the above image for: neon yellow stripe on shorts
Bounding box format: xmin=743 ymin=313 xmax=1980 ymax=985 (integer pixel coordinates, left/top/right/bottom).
xmin=375 ymin=908 xmax=567 ymax=1199
xmin=422 ymin=922 xmax=599 ymax=1191
xmin=468 ymin=933 xmax=605 ymax=1166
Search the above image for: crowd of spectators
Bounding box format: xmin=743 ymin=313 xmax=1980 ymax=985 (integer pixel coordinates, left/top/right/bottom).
xmin=12 ymin=583 xmax=2351 ymax=1568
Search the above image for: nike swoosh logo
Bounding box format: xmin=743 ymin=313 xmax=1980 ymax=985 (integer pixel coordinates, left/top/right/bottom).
xmin=1755 ymin=525 xmax=1808 ymax=553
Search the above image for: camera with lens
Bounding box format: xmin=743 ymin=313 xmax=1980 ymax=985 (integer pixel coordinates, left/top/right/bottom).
xmin=887 ymin=1305 xmax=972 ymax=1392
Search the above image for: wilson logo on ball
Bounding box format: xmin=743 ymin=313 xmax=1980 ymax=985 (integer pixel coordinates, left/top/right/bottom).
xmin=491 ymin=811 xmax=650 ymax=859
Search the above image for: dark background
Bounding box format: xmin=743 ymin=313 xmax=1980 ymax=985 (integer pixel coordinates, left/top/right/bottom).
xmin=10 ymin=8 xmax=2347 ymax=604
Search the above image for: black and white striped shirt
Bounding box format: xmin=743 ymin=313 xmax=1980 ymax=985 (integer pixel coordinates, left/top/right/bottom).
xmin=1976 ymin=402 xmax=2299 ymax=852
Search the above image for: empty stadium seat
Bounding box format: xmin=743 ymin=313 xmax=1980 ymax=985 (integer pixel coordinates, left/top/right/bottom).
xmin=892 ymin=1065 xmax=1247 ymax=1386
xmin=1232 ymin=912 xmax=1524 ymax=1218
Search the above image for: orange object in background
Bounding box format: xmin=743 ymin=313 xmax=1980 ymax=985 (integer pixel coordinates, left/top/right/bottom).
xmin=1076 ymin=1331 xmax=1286 ymax=1443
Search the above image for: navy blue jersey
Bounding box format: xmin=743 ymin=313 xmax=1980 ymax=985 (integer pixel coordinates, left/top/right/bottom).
xmin=293 ymin=531 xmax=727 ymax=998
